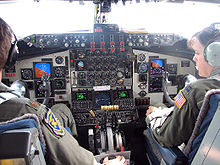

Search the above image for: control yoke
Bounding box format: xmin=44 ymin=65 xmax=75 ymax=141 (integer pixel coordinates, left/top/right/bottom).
xmin=39 ymin=74 xmax=51 ymax=105
xmin=162 ymin=71 xmax=198 ymax=106
xmin=162 ymin=71 xmax=175 ymax=105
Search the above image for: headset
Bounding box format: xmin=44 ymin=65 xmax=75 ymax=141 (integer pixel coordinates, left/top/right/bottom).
xmin=204 ymin=35 xmax=220 ymax=67
xmin=4 ymin=35 xmax=19 ymax=70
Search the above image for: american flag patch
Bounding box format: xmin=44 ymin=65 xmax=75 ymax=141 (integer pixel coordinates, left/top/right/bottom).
xmin=174 ymin=91 xmax=186 ymax=109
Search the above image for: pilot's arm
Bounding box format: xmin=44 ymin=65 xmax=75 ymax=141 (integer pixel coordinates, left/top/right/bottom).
xmin=146 ymin=81 xmax=210 ymax=147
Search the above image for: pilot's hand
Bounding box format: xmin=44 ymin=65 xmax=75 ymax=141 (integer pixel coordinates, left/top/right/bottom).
xmin=102 ymin=156 xmax=127 ymax=165
xmin=146 ymin=106 xmax=155 ymax=117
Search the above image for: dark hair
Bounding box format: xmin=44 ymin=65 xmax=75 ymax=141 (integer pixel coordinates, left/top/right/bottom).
xmin=0 ymin=17 xmax=13 ymax=69
xmin=188 ymin=26 xmax=220 ymax=49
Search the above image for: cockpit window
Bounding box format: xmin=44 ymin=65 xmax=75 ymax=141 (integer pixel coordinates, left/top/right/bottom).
xmin=0 ymin=1 xmax=220 ymax=39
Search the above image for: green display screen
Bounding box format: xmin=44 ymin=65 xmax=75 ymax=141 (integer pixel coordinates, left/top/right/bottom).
xmin=118 ymin=90 xmax=129 ymax=99
xmin=76 ymin=92 xmax=87 ymax=100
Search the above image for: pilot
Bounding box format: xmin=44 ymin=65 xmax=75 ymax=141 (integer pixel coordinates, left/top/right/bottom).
xmin=0 ymin=17 xmax=127 ymax=165
xmin=145 ymin=25 xmax=220 ymax=147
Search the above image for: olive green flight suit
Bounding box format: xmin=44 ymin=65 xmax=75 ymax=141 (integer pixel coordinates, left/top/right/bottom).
xmin=51 ymin=103 xmax=78 ymax=136
xmin=146 ymin=71 xmax=220 ymax=147
xmin=0 ymin=82 xmax=94 ymax=165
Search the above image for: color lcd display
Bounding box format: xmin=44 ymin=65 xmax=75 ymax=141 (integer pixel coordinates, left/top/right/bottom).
xmin=151 ymin=59 xmax=163 ymax=68
xmin=76 ymin=92 xmax=87 ymax=101
xmin=118 ymin=90 xmax=129 ymax=99
xmin=95 ymin=91 xmax=111 ymax=106
xmin=34 ymin=62 xmax=51 ymax=79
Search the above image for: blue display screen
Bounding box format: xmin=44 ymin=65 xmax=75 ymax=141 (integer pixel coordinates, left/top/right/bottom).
xmin=95 ymin=91 xmax=111 ymax=106
xmin=151 ymin=59 xmax=163 ymax=68
xmin=34 ymin=62 xmax=51 ymax=78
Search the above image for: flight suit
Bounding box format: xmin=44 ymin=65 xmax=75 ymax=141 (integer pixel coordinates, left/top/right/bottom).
xmin=146 ymin=70 xmax=220 ymax=147
xmin=51 ymin=103 xmax=78 ymax=136
xmin=0 ymin=82 xmax=94 ymax=165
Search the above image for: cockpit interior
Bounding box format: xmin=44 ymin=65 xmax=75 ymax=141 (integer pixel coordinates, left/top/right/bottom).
xmin=0 ymin=0 xmax=220 ymax=165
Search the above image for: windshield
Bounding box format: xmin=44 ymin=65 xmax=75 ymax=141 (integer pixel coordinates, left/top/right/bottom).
xmin=0 ymin=1 xmax=220 ymax=39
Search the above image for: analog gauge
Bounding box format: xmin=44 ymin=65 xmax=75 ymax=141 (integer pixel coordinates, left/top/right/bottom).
xmin=21 ymin=68 xmax=33 ymax=80
xmin=77 ymin=61 xmax=85 ymax=70
xmin=139 ymin=63 xmax=148 ymax=73
xmin=54 ymin=67 xmax=66 ymax=78
xmin=138 ymin=54 xmax=146 ymax=61
xmin=167 ymin=64 xmax=178 ymax=74
xmin=87 ymin=65 xmax=94 ymax=71
xmin=78 ymin=72 xmax=86 ymax=79
xmin=55 ymin=56 xmax=64 ymax=64
xmin=55 ymin=79 xmax=66 ymax=89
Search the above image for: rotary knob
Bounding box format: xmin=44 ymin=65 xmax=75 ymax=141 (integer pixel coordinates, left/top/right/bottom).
xmin=64 ymin=43 xmax=69 ymax=48
xmin=128 ymin=42 xmax=133 ymax=47
xmin=75 ymin=39 xmax=80 ymax=43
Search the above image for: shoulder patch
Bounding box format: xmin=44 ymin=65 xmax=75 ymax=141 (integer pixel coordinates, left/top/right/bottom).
xmin=44 ymin=109 xmax=65 ymax=137
xmin=174 ymin=91 xmax=186 ymax=109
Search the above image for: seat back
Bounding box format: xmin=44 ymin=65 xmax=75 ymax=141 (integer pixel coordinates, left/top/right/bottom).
xmin=190 ymin=93 xmax=220 ymax=165
xmin=143 ymin=128 xmax=187 ymax=165
xmin=144 ymin=90 xmax=220 ymax=165
xmin=182 ymin=90 xmax=220 ymax=163
xmin=0 ymin=117 xmax=47 ymax=165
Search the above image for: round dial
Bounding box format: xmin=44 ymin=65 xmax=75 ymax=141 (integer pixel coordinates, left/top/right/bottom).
xmin=21 ymin=69 xmax=33 ymax=80
xmin=55 ymin=56 xmax=64 ymax=64
xmin=138 ymin=54 xmax=146 ymax=61
xmin=139 ymin=63 xmax=148 ymax=73
xmin=54 ymin=67 xmax=65 ymax=78
xmin=77 ymin=61 xmax=85 ymax=70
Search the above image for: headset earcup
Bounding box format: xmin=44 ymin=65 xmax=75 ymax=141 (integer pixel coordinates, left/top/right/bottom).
xmin=204 ymin=41 xmax=220 ymax=67
xmin=4 ymin=41 xmax=18 ymax=70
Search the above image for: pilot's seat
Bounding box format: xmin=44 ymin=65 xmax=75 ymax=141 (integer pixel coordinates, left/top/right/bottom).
xmin=143 ymin=89 xmax=220 ymax=165
xmin=0 ymin=114 xmax=46 ymax=165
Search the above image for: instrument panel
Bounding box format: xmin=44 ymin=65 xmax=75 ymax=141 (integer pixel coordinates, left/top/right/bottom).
xmin=2 ymin=24 xmax=195 ymax=126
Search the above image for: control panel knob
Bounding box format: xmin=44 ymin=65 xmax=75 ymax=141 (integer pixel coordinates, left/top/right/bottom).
xmin=138 ymin=91 xmax=147 ymax=97
xmin=75 ymin=39 xmax=80 ymax=43
xmin=144 ymin=42 xmax=149 ymax=46
xmin=47 ymin=41 xmax=51 ymax=46
xmin=54 ymin=38 xmax=58 ymax=43
xmin=39 ymin=38 xmax=43 ymax=43
xmin=64 ymin=42 xmax=69 ymax=48
xmin=138 ymin=38 xmax=143 ymax=43
xmin=128 ymin=42 xmax=133 ymax=47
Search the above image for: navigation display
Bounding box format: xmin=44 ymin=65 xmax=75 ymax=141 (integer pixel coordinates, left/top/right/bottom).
xmin=118 ymin=90 xmax=129 ymax=99
xmin=94 ymin=91 xmax=111 ymax=107
xmin=34 ymin=62 xmax=52 ymax=79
